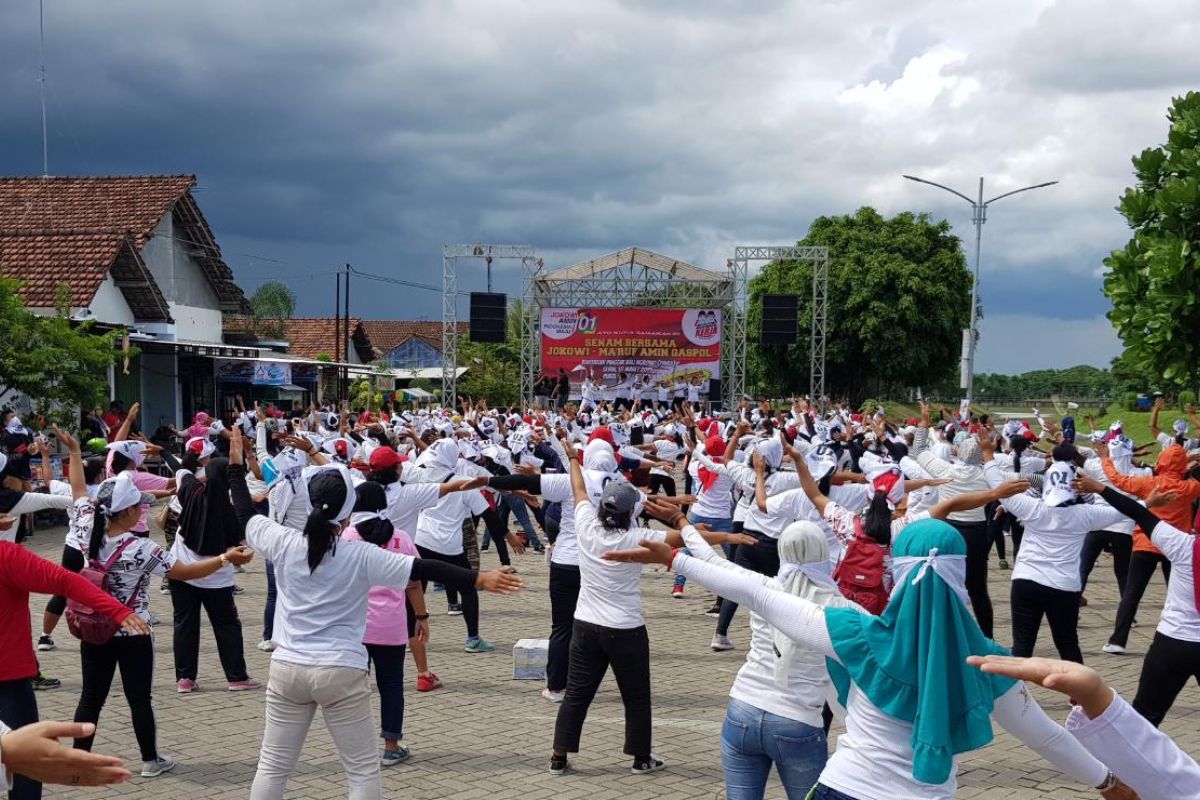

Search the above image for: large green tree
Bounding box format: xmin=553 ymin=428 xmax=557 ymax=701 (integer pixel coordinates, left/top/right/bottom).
xmin=455 ymin=300 xmax=532 ymax=406
xmin=1103 ymin=91 xmax=1200 ymax=388
xmin=249 ymin=281 xmax=297 ymax=339
xmin=749 ymin=207 xmax=972 ymax=401
xmin=0 ymin=278 xmax=123 ymax=420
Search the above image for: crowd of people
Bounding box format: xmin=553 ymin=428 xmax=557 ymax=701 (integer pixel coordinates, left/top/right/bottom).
xmin=1 ymin=389 xmax=1199 ymax=799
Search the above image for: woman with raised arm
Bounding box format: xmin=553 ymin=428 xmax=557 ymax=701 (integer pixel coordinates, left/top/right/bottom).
xmin=224 ymin=433 xmax=522 ymax=800
xmin=602 ymin=519 xmax=1136 ymax=800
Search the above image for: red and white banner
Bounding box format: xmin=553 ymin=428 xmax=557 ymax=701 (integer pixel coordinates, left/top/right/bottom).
xmin=540 ymin=307 xmax=722 ymax=386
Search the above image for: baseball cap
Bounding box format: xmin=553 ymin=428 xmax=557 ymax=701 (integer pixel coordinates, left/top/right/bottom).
xmin=599 ymin=480 xmax=640 ymax=528
xmin=369 ymin=445 xmax=403 ymax=472
xmin=95 ymin=473 xmax=153 ymax=516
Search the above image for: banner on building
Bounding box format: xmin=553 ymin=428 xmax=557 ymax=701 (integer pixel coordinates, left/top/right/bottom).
xmin=216 ymin=359 xmax=292 ymax=386
xmin=540 ymin=307 xmax=721 ymax=387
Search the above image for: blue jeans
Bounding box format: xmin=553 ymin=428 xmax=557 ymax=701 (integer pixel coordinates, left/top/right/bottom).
xmin=366 ymin=643 xmax=407 ymax=741
xmin=721 ymin=697 xmax=827 ymax=800
xmin=675 ymin=513 xmax=734 ymax=589
xmin=263 ymin=560 xmax=277 ymax=641
xmin=810 ymin=784 xmax=859 ymax=799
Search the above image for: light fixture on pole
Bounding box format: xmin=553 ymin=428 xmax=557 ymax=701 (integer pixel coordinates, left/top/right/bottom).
xmin=903 ymin=174 xmax=1058 ymax=401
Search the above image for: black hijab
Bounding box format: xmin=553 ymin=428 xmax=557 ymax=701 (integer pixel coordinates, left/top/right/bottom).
xmin=178 ymin=457 xmax=241 ymax=556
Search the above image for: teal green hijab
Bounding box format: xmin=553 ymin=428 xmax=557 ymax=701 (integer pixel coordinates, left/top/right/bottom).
xmin=825 ymin=518 xmax=1015 ymax=785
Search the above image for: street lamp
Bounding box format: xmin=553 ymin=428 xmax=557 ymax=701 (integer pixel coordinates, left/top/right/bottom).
xmin=903 ymin=174 xmax=1058 ymax=402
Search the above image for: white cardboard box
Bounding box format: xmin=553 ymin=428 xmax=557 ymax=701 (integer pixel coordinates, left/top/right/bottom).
xmin=512 ymin=638 xmax=549 ymax=680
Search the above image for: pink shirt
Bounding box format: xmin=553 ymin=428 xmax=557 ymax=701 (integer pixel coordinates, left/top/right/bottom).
xmin=340 ymin=526 xmax=418 ymax=646
xmin=105 ymin=453 xmax=171 ymax=532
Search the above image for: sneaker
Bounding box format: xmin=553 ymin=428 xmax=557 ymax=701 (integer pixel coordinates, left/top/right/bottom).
xmin=998 ymin=559 xmax=1010 ymax=570
xmin=257 ymin=640 xmax=276 ymax=652
xmin=381 ymin=746 xmax=411 ymax=766
xmin=1102 ymin=643 xmax=1127 ymax=655
xmin=32 ymin=674 xmax=61 ymax=691
xmin=141 ymin=756 xmax=177 ymax=778
xmin=447 ymin=603 xmax=463 ymax=616
xmin=480 ymin=546 xmax=490 ymax=552
xmin=548 ymin=753 xmax=571 ymax=775
xmin=533 ymin=547 xmax=546 ymax=554
xmin=146 ymin=611 xmax=160 ymax=626
xmin=711 ymin=634 xmax=734 ymax=652
xmin=228 ymin=678 xmax=263 ymax=692
xmin=232 ymin=585 xmax=245 ymax=595
xmin=432 ymin=583 xmax=445 ymax=593
xmin=671 ymin=586 xmax=684 ymax=598
xmin=704 ymin=602 xmax=722 ymax=618
xmin=416 ymin=673 xmax=443 ymax=693
xmin=176 ymin=679 xmax=199 ymax=694
xmin=464 ymin=636 xmax=495 ymax=653
xmin=1078 ymin=595 xmax=1089 ymax=607
xmin=631 ymin=755 xmax=666 ymax=774
xmin=1132 ymin=617 xmax=1140 ymax=628
xmin=541 ymin=688 xmax=565 ymax=703
xmin=36 ymin=634 xmax=55 ymax=652
xmin=234 ymin=564 xmax=246 ymax=574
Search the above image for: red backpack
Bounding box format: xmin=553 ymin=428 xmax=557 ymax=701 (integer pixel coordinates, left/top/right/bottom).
xmin=833 ymin=519 xmax=889 ymax=615
xmin=66 ymin=538 xmax=137 ymax=645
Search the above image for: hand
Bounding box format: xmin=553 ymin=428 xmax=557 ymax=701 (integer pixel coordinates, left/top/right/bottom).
xmin=1155 ymin=396 xmax=1165 ymax=411
xmin=1092 ymin=439 xmax=1109 ymax=460
xmin=229 ymin=429 xmax=244 ymax=465
xmin=475 ymin=566 xmax=524 ymax=595
xmin=128 ymin=402 xmax=140 ymax=419
xmin=0 ymin=721 xmax=132 ymax=786
xmin=725 ymin=533 xmax=759 ymax=547
xmin=1146 ymin=487 xmax=1178 ymax=509
xmin=601 ymin=539 xmax=674 ymax=568
xmin=120 ymin=614 xmax=151 ymax=636
xmin=751 ymin=451 xmax=765 ymax=474
xmin=1072 ymin=473 xmax=1106 ymax=496
xmin=506 ymin=532 xmax=527 ymax=555
xmin=641 ymin=497 xmax=680 ymax=524
xmin=1100 ymin=777 xmax=1139 ymax=800
xmin=282 ymin=435 xmax=315 ymax=454
xmin=514 ymin=462 xmax=538 ymax=476
xmin=995 ymin=479 xmax=1030 ymax=499
xmin=224 ymin=545 xmax=255 ymax=566
xmin=52 ymin=425 xmax=80 ymax=453
xmin=966 ymin=655 xmax=1112 ymax=718
xmin=0 ymin=516 xmax=16 ymax=532
xmin=413 ymin=618 xmax=430 ymax=643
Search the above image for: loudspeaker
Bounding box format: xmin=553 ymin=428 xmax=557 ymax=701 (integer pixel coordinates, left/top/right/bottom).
xmin=760 ymin=294 xmax=798 ymax=345
xmin=708 ymin=378 xmax=722 ymax=408
xmin=469 ymin=292 xmax=507 ymax=342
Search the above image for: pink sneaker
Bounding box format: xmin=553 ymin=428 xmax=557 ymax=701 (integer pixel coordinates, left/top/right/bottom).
xmin=228 ymin=678 xmax=263 ymax=692
xmin=176 ymin=679 xmax=199 ymax=694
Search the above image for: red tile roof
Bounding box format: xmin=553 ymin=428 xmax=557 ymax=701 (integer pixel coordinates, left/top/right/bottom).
xmin=0 ymin=175 xmax=247 ymax=316
xmin=281 ymin=317 xmax=374 ymax=362
xmin=361 ymin=320 xmax=467 ymax=354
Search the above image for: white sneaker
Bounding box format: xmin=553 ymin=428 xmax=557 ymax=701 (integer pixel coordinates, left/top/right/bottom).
xmin=541 ymin=688 xmax=565 ymax=703
xmin=1102 ymin=643 xmax=1127 ymax=655
xmin=141 ymin=755 xmax=176 ymax=778
xmin=631 ymin=754 xmax=666 ymax=774
xmin=710 ymin=634 xmax=734 ymax=652
xmin=257 ymin=640 xmax=276 ymax=652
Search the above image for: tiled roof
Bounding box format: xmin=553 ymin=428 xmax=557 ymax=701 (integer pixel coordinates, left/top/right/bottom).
xmin=361 ymin=320 xmax=468 ymax=354
xmin=0 ymin=175 xmax=247 ymax=317
xmin=281 ymin=317 xmax=374 ymax=362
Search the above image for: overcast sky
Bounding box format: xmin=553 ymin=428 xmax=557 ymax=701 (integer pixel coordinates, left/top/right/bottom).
xmin=3 ymin=0 xmax=1195 ymax=373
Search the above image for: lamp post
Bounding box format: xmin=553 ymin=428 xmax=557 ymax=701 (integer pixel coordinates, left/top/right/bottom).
xmin=903 ymin=175 xmax=1058 ymax=401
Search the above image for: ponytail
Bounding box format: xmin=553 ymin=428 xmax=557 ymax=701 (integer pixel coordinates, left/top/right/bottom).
xmin=88 ymin=509 xmax=109 ymax=560
xmin=1011 ymin=436 xmax=1029 ymax=475
xmin=862 ymin=489 xmax=892 ymax=547
xmin=303 ymin=507 xmax=338 ymax=573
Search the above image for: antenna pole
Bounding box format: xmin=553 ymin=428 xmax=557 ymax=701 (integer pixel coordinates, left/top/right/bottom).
xmin=38 ymin=0 xmax=49 ymax=177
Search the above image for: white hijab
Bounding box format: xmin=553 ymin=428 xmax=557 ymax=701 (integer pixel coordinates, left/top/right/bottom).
xmin=772 ymin=521 xmax=839 ymax=687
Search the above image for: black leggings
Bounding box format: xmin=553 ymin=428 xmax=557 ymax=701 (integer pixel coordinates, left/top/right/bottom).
xmin=1078 ymin=530 xmax=1133 ymax=597
xmin=949 ymin=520 xmax=993 ymax=638
xmin=1010 ymin=578 xmax=1082 ymax=663
xmin=1109 ymin=551 xmax=1171 ymax=648
xmin=1133 ymin=631 xmax=1200 ymax=727
xmin=45 ymin=545 xmax=86 ymax=616
xmin=416 ymin=545 xmax=480 ymax=638
xmin=986 ymin=502 xmax=1006 ymax=562
xmin=716 ymin=531 xmax=780 ymax=636
xmin=74 ymin=634 xmax=159 ymax=762
xmin=547 ymin=563 xmax=581 ymax=692
xmin=647 ymin=474 xmax=676 ymax=496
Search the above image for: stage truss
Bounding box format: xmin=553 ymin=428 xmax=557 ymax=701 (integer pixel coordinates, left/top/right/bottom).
xmin=522 ymin=247 xmax=746 ymax=408
xmin=729 ymin=246 xmax=830 ymax=400
xmin=442 ymin=244 xmax=539 ymax=407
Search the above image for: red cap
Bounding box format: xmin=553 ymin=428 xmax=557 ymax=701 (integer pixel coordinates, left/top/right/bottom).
xmin=587 ymin=426 xmax=616 ymax=451
xmin=704 ymin=434 xmax=726 ymax=459
xmin=369 ymin=446 xmax=403 ymax=471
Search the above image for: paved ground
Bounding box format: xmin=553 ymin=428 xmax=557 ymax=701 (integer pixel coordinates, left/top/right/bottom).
xmin=24 ymin=520 xmax=1195 ymax=799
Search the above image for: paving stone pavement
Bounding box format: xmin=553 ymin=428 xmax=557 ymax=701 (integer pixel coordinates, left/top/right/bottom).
xmin=23 ymin=521 xmax=1196 ymax=799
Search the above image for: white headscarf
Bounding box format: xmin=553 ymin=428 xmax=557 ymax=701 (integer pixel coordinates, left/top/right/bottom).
xmin=773 ymin=521 xmax=839 ymax=687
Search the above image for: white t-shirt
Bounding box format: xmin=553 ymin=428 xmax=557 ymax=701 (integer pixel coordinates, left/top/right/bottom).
xmin=384 ymin=481 xmax=442 ymax=537
xmin=686 ymin=384 xmax=700 ymax=402
xmin=572 ymin=501 xmax=667 ymax=629
xmin=172 ymin=537 xmax=235 ymax=589
xmin=414 ymin=487 xmax=489 ymax=555
xmin=724 ymin=461 xmax=800 ymax=536
xmin=540 ymin=473 xmax=579 ymax=566
xmin=691 ymin=467 xmax=734 ymax=520
xmin=1149 ymin=520 xmax=1200 ymax=642
xmin=245 ymin=514 xmax=414 ymax=670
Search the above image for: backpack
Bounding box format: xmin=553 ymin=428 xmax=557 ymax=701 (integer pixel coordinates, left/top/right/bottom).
xmin=833 ymin=519 xmax=890 ymax=615
xmin=66 ymin=538 xmax=137 ymax=645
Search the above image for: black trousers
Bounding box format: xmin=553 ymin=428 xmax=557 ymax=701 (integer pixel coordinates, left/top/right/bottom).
xmin=1078 ymin=530 xmax=1132 ymax=597
xmin=1010 ymin=578 xmax=1083 ymax=663
xmin=553 ymin=620 xmax=651 ymax=759
xmin=547 ymin=563 xmax=581 ymax=692
xmin=1132 ymin=631 xmax=1200 ymax=727
xmin=416 ymin=545 xmax=479 ymax=638
xmin=0 ymin=678 xmax=39 ymax=800
xmin=950 ymin=520 xmax=993 ymax=638
xmin=170 ymin=580 xmax=249 ymax=682
xmin=45 ymin=545 xmax=85 ymax=616
xmin=716 ymin=531 xmax=780 ymax=636
xmin=1109 ymin=552 xmax=1172 ymax=648
xmin=74 ymin=634 xmax=159 ymax=762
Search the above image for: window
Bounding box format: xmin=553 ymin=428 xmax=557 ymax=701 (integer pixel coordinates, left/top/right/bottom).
xmin=387 ymin=338 xmax=441 ymax=369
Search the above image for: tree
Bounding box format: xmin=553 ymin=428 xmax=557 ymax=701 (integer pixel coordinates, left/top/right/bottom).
xmin=249 ymin=281 xmax=296 ymax=339
xmin=748 ymin=207 xmax=972 ymax=401
xmin=455 ymin=301 xmax=531 ymax=406
xmin=1103 ymin=92 xmax=1200 ymax=388
xmin=0 ymin=278 xmax=123 ymax=422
